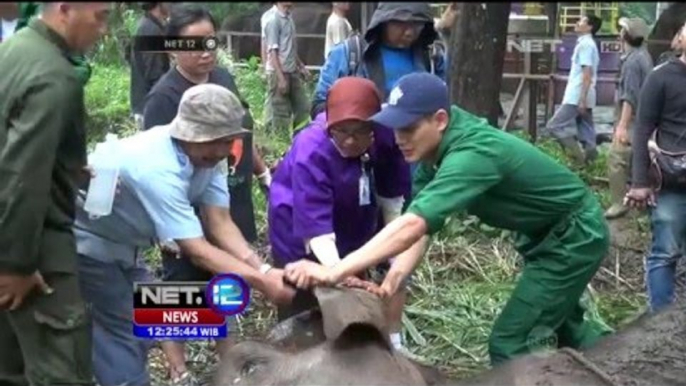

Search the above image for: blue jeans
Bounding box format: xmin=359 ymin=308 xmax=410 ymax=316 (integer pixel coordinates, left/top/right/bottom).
xmin=78 ymin=253 xmax=155 ymax=386
xmin=646 ymin=190 xmax=686 ymax=312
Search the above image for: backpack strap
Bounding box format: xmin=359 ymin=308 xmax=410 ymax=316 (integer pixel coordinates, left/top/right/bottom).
xmin=346 ymin=33 xmax=364 ymax=76
xmin=428 ymin=40 xmax=446 ymax=75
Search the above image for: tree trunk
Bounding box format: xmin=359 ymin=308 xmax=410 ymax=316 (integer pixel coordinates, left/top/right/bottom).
xmin=648 ymin=2 xmax=686 ymax=62
xmin=448 ymin=3 xmax=511 ymax=126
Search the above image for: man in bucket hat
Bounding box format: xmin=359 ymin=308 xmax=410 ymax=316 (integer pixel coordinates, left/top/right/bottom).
xmin=73 ymin=84 xmax=295 ymax=386
xmin=285 ymin=72 xmax=613 ymax=366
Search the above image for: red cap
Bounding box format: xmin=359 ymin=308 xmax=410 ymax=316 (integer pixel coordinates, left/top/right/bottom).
xmin=326 ymin=77 xmax=382 ymax=129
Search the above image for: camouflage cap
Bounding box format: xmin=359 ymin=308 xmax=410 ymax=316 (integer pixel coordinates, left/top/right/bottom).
xmin=169 ymin=84 xmax=250 ymax=143
xmin=618 ymin=17 xmax=650 ymax=39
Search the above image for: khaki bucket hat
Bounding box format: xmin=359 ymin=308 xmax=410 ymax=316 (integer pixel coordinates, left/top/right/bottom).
xmin=169 ymin=83 xmax=250 ymax=143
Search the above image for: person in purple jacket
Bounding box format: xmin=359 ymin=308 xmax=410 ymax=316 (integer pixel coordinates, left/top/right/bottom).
xmin=268 ymin=76 xmax=412 ymax=350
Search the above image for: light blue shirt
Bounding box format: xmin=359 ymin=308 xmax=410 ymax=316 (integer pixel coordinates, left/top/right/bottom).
xmin=74 ymin=125 xmax=230 ymax=265
xmin=562 ymin=34 xmax=600 ymax=108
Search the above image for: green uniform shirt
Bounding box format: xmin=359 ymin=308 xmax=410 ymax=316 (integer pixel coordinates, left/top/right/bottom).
xmin=0 ymin=19 xmax=87 ymax=275
xmin=407 ymin=105 xmax=591 ymax=237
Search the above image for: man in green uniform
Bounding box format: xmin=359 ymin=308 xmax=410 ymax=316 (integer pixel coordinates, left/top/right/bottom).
xmin=0 ymin=3 xmax=111 ymax=385
xmin=284 ymin=72 xmax=612 ymax=365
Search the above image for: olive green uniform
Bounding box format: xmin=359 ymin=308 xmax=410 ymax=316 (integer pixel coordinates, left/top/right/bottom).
xmin=0 ymin=20 xmax=93 ymax=385
xmin=407 ymin=106 xmax=612 ymax=365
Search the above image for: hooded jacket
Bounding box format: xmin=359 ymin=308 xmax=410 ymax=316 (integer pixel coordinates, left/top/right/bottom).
xmin=311 ymin=2 xmax=445 ymax=118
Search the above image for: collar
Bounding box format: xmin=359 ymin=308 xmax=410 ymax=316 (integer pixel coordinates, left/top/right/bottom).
xmin=170 ymin=136 xmax=191 ymax=170
xmin=430 ymin=105 xmax=460 ymax=168
xmin=29 ymin=18 xmax=74 ymax=58
xmin=577 ymin=33 xmax=593 ymax=43
xmin=275 ymin=6 xmax=290 ymax=18
xmin=620 ymin=44 xmax=643 ymax=61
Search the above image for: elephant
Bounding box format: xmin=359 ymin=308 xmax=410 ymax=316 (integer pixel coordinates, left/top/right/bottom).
xmin=212 ymin=286 xmax=450 ymax=386
xmin=213 ymin=287 xmax=685 ymax=386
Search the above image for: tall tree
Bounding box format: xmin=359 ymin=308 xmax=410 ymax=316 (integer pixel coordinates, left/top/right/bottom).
xmin=448 ymin=3 xmax=511 ymax=126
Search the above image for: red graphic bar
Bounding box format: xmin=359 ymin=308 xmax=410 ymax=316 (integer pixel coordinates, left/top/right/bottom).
xmin=134 ymin=308 xmax=225 ymax=325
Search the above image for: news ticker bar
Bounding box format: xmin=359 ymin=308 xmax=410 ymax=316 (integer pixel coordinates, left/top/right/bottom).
xmin=132 ymin=35 xmax=219 ymax=52
xmin=133 ymin=308 xmax=225 ymax=325
xmin=133 ymin=324 xmax=227 ymax=339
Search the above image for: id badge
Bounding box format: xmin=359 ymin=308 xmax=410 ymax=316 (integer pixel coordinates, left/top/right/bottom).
xmin=359 ymin=171 xmax=371 ymax=206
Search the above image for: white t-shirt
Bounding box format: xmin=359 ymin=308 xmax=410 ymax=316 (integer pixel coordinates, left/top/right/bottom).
xmin=325 ymin=13 xmax=352 ymax=59
xmin=1 ymin=18 xmax=18 ymax=42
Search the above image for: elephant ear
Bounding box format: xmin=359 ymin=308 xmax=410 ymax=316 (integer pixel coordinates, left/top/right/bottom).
xmin=314 ymin=286 xmax=391 ymax=349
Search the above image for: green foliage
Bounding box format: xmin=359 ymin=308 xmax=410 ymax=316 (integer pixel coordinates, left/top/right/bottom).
xmin=84 ymin=65 xmax=136 ymax=148
xmin=91 ymin=4 xmax=141 ymax=67
xmin=619 ymin=2 xmax=657 ymax=26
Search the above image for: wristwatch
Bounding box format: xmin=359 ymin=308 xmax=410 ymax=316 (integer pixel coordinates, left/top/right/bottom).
xmin=260 ymin=263 xmax=273 ymax=274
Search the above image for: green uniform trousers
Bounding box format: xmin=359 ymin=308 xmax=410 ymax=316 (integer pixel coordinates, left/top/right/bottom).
xmin=264 ymin=71 xmax=310 ymax=134
xmin=489 ymin=193 xmax=613 ymax=365
xmin=0 ymin=272 xmax=93 ymax=386
xmin=607 ymin=139 xmax=632 ymax=208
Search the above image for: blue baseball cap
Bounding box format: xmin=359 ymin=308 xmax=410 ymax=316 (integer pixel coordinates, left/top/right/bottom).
xmin=370 ymin=73 xmax=450 ymax=130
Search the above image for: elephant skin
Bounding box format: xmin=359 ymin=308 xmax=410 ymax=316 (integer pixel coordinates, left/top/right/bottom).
xmin=212 ymin=287 xmax=448 ymax=386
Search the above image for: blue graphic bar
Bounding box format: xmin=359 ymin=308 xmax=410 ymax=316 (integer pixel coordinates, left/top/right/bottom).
xmin=133 ymin=324 xmax=227 ymax=340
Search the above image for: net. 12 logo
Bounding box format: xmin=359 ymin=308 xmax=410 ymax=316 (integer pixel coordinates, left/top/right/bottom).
xmin=132 ymin=274 xmax=250 ymax=340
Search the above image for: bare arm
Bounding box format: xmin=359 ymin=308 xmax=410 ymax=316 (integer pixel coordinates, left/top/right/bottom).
xmin=200 ymin=205 xmax=263 ymax=269
xmin=617 ymin=101 xmax=634 ymax=129
xmin=579 ymin=66 xmax=592 ymax=107
xmin=329 ymin=214 xmax=428 ymax=283
xmin=252 ymin=144 xmax=268 ymax=176
xmin=176 ymin=237 xmax=265 ymax=289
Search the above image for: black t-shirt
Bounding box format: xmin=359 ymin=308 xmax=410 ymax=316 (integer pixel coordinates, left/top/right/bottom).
xmin=143 ymin=66 xmax=258 ymax=242
xmin=129 ymin=13 xmax=170 ymax=115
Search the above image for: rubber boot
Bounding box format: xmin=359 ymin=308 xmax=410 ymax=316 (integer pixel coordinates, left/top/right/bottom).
xmin=557 ymin=137 xmax=586 ymax=167
xmin=605 ymin=142 xmax=630 ymax=219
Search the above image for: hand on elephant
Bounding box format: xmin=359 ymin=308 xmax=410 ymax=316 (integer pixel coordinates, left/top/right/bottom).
xmin=339 ymin=276 xmax=380 ymax=293
xmin=263 ymin=269 xmax=297 ymax=305
xmin=284 ymin=260 xmax=336 ymax=289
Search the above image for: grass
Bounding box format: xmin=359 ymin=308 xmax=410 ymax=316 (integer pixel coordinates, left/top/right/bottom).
xmin=83 ymin=53 xmax=650 ymax=384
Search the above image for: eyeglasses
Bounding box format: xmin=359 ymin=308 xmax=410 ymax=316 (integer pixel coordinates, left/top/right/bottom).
xmin=329 ymin=126 xmax=373 ymax=142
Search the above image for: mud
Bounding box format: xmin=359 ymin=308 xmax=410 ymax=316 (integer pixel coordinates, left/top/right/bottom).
xmin=584 ymin=299 xmax=686 ymax=386
xmin=455 ymin=300 xmax=686 ymax=386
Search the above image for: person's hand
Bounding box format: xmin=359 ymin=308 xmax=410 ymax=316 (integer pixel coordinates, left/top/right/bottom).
xmin=277 ymin=76 xmax=288 ymax=95
xmin=578 ymin=101 xmax=588 ymax=116
xmin=624 ymin=187 xmax=656 ymax=209
xmin=257 ymin=170 xmax=272 ymax=196
xmin=284 ymin=260 xmax=335 ymax=289
xmin=159 ymin=240 xmax=180 ymax=257
xmin=340 ymin=276 xmax=379 ymax=292
xmin=262 ymin=269 xmax=296 ymax=305
xmin=299 ymin=66 xmax=311 ymax=80
xmin=0 ymin=272 xmax=53 ymax=311
xmin=613 ymin=123 xmax=629 ymax=146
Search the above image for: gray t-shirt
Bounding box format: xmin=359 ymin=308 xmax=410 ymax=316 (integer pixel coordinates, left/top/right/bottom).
xmin=264 ymin=9 xmax=298 ymax=73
